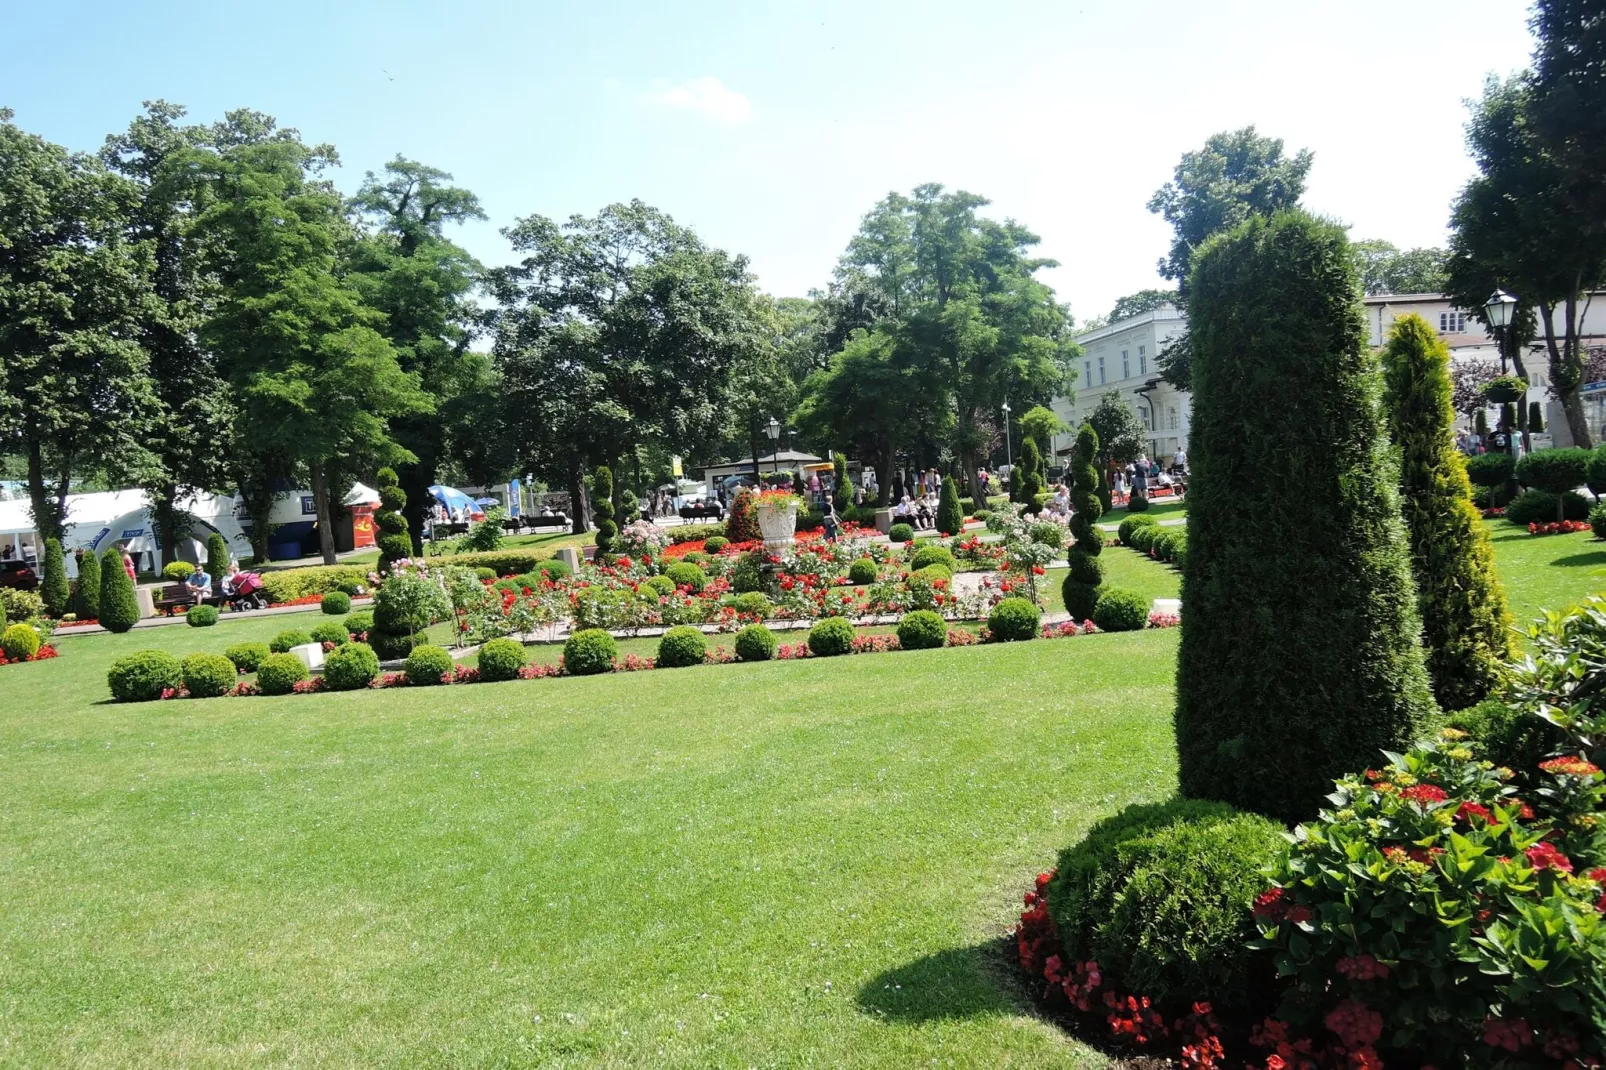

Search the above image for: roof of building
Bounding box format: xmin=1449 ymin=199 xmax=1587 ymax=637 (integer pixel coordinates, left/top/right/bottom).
xmin=1073 ymin=304 xmax=1185 ymax=346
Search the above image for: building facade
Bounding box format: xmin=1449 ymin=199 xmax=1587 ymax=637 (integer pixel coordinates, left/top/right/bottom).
xmin=1051 ymin=305 xmax=1190 ymax=465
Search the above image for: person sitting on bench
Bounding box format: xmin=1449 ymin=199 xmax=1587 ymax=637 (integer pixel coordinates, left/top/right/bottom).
xmin=183 ymin=565 xmax=212 ymax=603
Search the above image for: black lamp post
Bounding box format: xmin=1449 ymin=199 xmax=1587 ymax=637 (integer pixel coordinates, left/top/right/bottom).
xmin=765 ymin=417 xmax=781 ymax=474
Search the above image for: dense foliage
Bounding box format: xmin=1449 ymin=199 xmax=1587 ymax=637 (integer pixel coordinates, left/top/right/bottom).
xmin=1 ymin=622 xmax=42 ymax=661
xmin=270 ymin=630 xmax=313 ymax=654
xmin=1177 ymin=211 xmax=1435 ymax=823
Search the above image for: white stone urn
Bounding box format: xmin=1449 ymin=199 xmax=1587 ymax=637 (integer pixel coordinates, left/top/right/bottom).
xmin=755 ymin=498 xmax=800 ymax=549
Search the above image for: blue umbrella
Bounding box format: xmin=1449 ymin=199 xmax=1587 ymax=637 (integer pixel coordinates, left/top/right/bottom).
xmin=473 ymin=497 xmax=499 ymax=506
xmin=428 ymin=485 xmax=476 ymax=513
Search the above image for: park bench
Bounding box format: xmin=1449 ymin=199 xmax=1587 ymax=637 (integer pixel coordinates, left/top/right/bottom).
xmin=153 ymin=583 xmax=200 ymax=615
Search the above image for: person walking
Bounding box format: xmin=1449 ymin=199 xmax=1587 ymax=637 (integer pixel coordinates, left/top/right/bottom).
xmin=822 ymin=499 xmax=839 ymax=542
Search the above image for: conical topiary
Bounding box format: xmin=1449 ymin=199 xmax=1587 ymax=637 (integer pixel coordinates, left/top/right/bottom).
xmin=1474 ymin=408 xmax=1488 ymax=436
xmin=1062 ymin=423 xmax=1104 ymax=620
xmin=1529 ymin=400 xmax=1545 ymax=434
xmin=39 ymin=538 xmax=69 ymax=618
xmin=374 ymin=467 xmax=412 ymax=574
xmin=936 ymin=476 xmax=964 ymax=535
xmin=593 ymin=465 xmax=616 ymax=556
xmin=205 ymin=532 xmax=230 ymax=590
xmin=1176 ymin=211 xmax=1435 ymax=824
xmin=75 ymin=546 xmax=100 ymax=620
xmin=99 ymin=546 xmax=140 ymax=633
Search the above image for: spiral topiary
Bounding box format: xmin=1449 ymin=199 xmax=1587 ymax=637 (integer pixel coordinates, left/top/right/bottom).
xmin=1063 ymin=422 xmax=1104 ymax=621
xmin=476 ymin=638 xmax=528 ymax=682
xmin=403 ymin=644 xmax=455 ymax=686
xmin=807 ymin=616 xmax=855 ymax=657
xmin=656 ymin=626 xmax=707 ymax=668
xmin=563 ymin=628 xmax=617 ymax=675
xmin=733 ymin=623 xmax=777 ymax=662
xmin=324 ymin=642 xmax=381 ymax=691
xmin=255 ymin=653 xmax=308 ymax=696
xmin=897 ymin=610 xmax=947 ymax=650
xmin=593 ymin=466 xmax=617 ymax=557
xmin=374 ymin=466 xmax=412 ymax=575
xmin=181 ymin=652 xmax=238 ymax=698
xmin=987 ymin=597 xmax=1040 ymax=642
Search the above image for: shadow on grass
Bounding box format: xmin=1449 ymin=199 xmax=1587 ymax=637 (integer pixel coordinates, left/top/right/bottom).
xmin=857 ymin=938 xmax=1033 ymax=1023
xmin=1551 ymin=550 xmax=1606 ymax=569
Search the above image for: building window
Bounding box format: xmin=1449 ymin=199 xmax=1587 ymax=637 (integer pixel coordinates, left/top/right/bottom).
xmin=1097 ymin=356 xmax=1105 ymax=384
xmin=1083 ymin=360 xmax=1091 ymax=385
xmin=1120 ymin=350 xmax=1129 ymax=378
xmin=1167 ymin=406 xmax=1179 ymax=431
xmin=1439 ymin=311 xmax=1468 ymax=333
xmin=1137 ymin=406 xmax=1150 ymax=429
xmin=1138 ymin=345 xmax=1147 ymax=374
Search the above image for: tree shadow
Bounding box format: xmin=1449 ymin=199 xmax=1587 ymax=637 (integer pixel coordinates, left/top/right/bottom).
xmin=856 ymin=938 xmax=1035 ymax=1023
xmin=1549 ymin=550 xmax=1606 ymax=569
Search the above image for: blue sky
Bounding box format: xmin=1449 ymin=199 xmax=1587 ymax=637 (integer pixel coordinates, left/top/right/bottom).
xmin=3 ymin=0 xmax=1536 ymax=323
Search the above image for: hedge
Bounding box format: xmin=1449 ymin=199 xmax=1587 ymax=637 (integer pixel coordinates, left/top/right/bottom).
xmin=74 ymin=547 xmax=100 ymax=621
xmin=1505 ymin=488 xmax=1590 ymax=525
xmin=260 ymin=565 xmax=369 ymax=604
xmin=1177 ymin=210 xmax=1434 ymax=823
xmin=321 ymin=591 xmax=352 ymax=615
xmin=430 ymin=549 xmax=553 ymax=576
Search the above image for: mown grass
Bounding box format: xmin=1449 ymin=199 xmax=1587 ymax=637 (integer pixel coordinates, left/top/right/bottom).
xmin=1481 ymin=518 xmax=1606 ymax=629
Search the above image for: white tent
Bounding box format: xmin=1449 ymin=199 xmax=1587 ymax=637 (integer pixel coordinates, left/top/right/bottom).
xmin=0 ymin=489 xmax=248 ymax=576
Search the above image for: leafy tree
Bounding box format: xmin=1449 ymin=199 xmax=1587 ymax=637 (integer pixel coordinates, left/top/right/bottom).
xmin=1381 ymin=314 xmax=1512 ymax=710
xmin=1447 ymin=75 xmax=1606 ymax=449
xmin=74 ymin=546 xmax=100 ymax=620
xmin=1108 ymin=288 xmax=1177 ymax=322
xmin=1176 ymin=210 xmax=1435 ymax=824
xmin=1450 ymin=357 xmax=1501 ymax=420
xmin=348 ymin=157 xmax=492 ymax=552
xmin=0 ymin=109 xmax=160 ymax=541
xmin=1062 ymin=423 xmax=1104 ymax=620
xmin=1529 ymin=0 xmax=1606 ymax=245
xmin=1088 ymin=393 xmax=1148 ymax=468
xmin=1351 ymin=239 xmax=1448 ymax=296
xmin=1018 ymin=405 xmax=1066 ymax=458
xmin=593 ymin=466 xmax=616 ymax=556
xmin=936 ymin=477 xmax=964 ymax=535
xmin=1147 ymin=126 xmax=1313 ymax=292
xmin=98 ymin=546 xmax=140 ymax=633
xmin=192 ymin=137 xmax=430 ymax=564
xmin=39 ymin=538 xmax=69 ymax=617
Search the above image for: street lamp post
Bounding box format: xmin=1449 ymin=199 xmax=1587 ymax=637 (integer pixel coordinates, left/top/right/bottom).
xmin=1001 ymin=400 xmax=1013 ymax=496
xmin=765 ymin=417 xmax=781 ymax=476
xmin=1484 ymin=290 xmax=1524 ymax=494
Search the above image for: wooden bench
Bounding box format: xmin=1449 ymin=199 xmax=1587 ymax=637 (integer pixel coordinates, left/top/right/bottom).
xmin=153 ymin=583 xmax=199 ymax=615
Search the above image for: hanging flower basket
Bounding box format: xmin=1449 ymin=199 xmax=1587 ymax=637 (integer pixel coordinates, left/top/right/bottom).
xmin=1484 ymin=375 xmax=1526 ymax=404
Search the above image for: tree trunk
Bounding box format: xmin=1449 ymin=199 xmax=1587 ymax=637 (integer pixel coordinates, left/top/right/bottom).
xmin=149 ymin=490 xmax=179 ymax=572
xmin=877 ymin=442 xmax=895 ymax=508
xmin=1538 ymin=299 xmax=1595 ymax=450
xmin=568 ymin=458 xmax=590 ymax=535
xmin=25 ymin=437 xmax=67 ymax=543
xmin=309 ymin=465 xmax=338 ymax=565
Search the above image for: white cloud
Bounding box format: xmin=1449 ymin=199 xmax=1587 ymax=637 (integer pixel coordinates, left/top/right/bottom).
xmin=642 ymin=77 xmax=753 ymax=125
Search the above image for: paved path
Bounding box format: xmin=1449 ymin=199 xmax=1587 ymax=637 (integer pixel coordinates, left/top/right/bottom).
xmin=53 ymin=596 xmax=373 ymax=637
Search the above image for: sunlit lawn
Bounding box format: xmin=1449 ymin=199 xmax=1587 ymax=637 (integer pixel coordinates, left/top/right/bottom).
xmin=1482 ymin=518 xmax=1606 ymax=628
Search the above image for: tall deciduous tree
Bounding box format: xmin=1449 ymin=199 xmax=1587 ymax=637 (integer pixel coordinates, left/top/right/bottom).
xmin=1447 ymin=75 xmax=1606 ymax=449
xmin=1176 ymin=210 xmax=1435 ymax=823
xmin=0 ymin=109 xmax=160 ymax=540
xmin=348 ymin=157 xmax=492 ymax=552
xmin=1108 ymin=288 xmax=1177 ymax=322
xmin=1351 ymin=240 xmax=1449 ymax=296
xmin=1381 ymin=314 xmax=1512 ymax=710
xmin=1147 ymin=126 xmax=1312 ymax=293
xmin=194 ymin=137 xmax=428 ymax=564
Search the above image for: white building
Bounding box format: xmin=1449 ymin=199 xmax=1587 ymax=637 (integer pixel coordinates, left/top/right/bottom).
xmin=1051 ymin=304 xmax=1190 ymax=465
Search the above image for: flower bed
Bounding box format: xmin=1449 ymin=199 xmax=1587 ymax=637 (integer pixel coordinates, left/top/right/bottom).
xmin=1527 ymin=519 xmax=1589 ymax=535
xmin=0 ymin=644 xmax=58 ymax=666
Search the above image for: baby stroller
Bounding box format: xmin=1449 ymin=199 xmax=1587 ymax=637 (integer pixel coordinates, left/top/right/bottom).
xmin=224 ymin=571 xmax=267 ymax=611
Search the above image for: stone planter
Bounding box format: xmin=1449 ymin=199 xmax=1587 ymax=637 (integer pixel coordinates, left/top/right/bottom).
xmin=756 ymin=502 xmax=799 ymax=549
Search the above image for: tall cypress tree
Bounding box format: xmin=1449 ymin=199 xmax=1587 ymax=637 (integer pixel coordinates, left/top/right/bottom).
xmin=1176 ymin=211 xmax=1435 ymax=823
xmin=205 ymin=532 xmax=230 ymax=591
xmin=74 ymin=546 xmax=100 ymax=620
xmin=98 ymin=546 xmax=140 ymax=633
xmin=593 ymin=466 xmax=616 ymax=556
xmin=1382 ymin=314 xmax=1513 ymax=710
xmin=1062 ymin=423 xmax=1104 ymax=620
xmin=39 ymin=538 xmax=69 ymax=617
xmin=936 ymin=476 xmax=964 ymax=535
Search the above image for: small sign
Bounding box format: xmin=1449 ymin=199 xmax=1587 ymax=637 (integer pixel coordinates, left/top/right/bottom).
xmin=120 ymin=528 xmax=144 ymax=539
xmin=672 ymin=455 xmax=683 ymax=478
xmin=300 ymin=496 xmax=317 ymax=516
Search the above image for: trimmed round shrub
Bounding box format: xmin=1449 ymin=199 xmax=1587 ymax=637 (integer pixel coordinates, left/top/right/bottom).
xmin=847 ymin=558 xmax=878 ymax=585
xmin=309 ymin=620 xmax=349 ymax=647
xmin=256 ymin=652 xmax=308 ymax=695
xmin=888 ymin=522 xmax=915 ymax=544
xmin=1126 ymin=524 xmax=1162 ymax=553
xmin=1046 ymin=798 xmax=1286 ymax=1008
xmin=1062 ymin=561 xmax=1103 ymax=620
xmin=336 ymin=580 xmax=363 ymax=597
xmin=563 ymin=628 xmax=617 ymax=676
xmin=663 ymin=562 xmax=707 ymax=594
xmin=642 ymin=575 xmax=676 ymax=599
xmin=807 ymin=616 xmax=855 ymax=657
xmin=1148 ymin=530 xmax=1180 ymax=561
xmin=897 ymin=610 xmax=947 ymax=650
xmin=1505 ymin=488 xmax=1590 ymax=525
xmin=474 ymin=567 xmax=497 ymax=581
xmin=729 ymin=591 xmax=771 ymax=618
xmin=344 ymin=610 xmax=374 ymax=638
xmin=2 ymin=622 xmax=42 ymax=661
xmin=656 ymin=626 xmax=707 ymax=668
xmin=733 ymin=623 xmax=777 ymax=662
xmin=1592 ymin=502 xmax=1606 ymax=540
xmin=224 ymin=642 xmax=270 ymax=674
xmin=1465 ymin=450 xmax=1515 ymax=488
xmin=912 ymin=563 xmax=953 ymax=583
xmin=163 ymin=560 xmax=196 ymax=582
xmin=535 ymin=558 xmax=572 ymax=580
xmin=181 ymin=652 xmax=237 ymax=698
xmin=681 ymin=551 xmax=711 ymax=566
xmin=1092 ymin=588 xmax=1149 ymax=632
xmin=987 ymin=597 xmax=1040 ymax=642
xmin=1515 ymin=446 xmax=1590 ymax=520
xmin=270 ymin=629 xmax=313 ymax=654
xmin=1117 ymin=514 xmax=1160 ymax=546
xmin=703 ymin=535 xmax=729 ymax=554
xmin=402 ymin=644 xmax=454 ymax=686
xmin=186 ymin=604 xmax=219 ymax=628
xmin=971 ymin=508 xmax=992 ymax=521
xmin=476 ymin=638 xmax=528 ymax=682
xmin=324 ymin=642 xmax=381 ymax=691
xmin=107 ymin=649 xmax=183 ymax=702
xmin=909 ymin=545 xmax=956 ymax=572
xmin=1125 ymin=492 xmax=1150 ymax=513
xmin=321 ymin=591 xmax=352 ymax=615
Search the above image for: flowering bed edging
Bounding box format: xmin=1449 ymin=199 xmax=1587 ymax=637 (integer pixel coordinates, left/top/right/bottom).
xmin=1527 ymin=519 xmax=1589 ymax=535
xmin=0 ymin=644 xmax=58 ymax=666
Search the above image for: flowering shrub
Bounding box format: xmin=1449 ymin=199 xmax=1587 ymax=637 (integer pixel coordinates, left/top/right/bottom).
xmin=1506 ymin=596 xmax=1606 ymax=762
xmin=0 ymin=642 xmax=58 ymax=666
xmin=1528 ymin=519 xmax=1590 ymax=535
xmin=616 ymin=519 xmax=669 ymax=558
xmin=1256 ymin=730 xmax=1606 ymax=1066
xmin=1147 ymin=611 xmax=1180 ymax=629
xmin=1041 ymin=620 xmax=1098 ymax=639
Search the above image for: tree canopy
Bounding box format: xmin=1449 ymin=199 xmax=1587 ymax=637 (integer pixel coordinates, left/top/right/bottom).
xmin=1351 ymin=240 xmax=1448 ymax=296
xmin=1107 ymin=288 xmax=1176 ymax=322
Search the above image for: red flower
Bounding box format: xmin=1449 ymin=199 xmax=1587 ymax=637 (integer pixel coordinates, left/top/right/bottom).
xmin=1400 ymin=783 xmax=1449 ymax=805
xmin=1540 ymin=755 xmax=1602 ymax=777
xmin=1323 ymin=1000 xmax=1383 ymax=1047
xmin=1457 ymin=801 xmax=1493 ymax=824
xmin=1252 ymin=886 xmax=1287 ymax=921
xmin=1526 ymin=841 xmax=1574 ymax=873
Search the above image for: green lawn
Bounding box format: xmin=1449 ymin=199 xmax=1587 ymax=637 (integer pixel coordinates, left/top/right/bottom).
xmin=1043 ymin=548 xmax=1182 ymax=618
xmin=1097 ymin=498 xmax=1187 ymax=528
xmin=3 ymin=616 xmax=1171 ymax=1067
xmin=1483 ymin=518 xmax=1606 ymax=628
xmin=331 ymin=528 xmax=597 ymax=569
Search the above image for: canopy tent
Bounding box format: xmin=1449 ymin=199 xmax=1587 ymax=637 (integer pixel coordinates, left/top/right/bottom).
xmin=0 ymin=488 xmax=248 ymax=576
xmin=429 ymin=485 xmax=481 ymax=517
xmin=344 ymin=482 xmax=381 ymax=506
